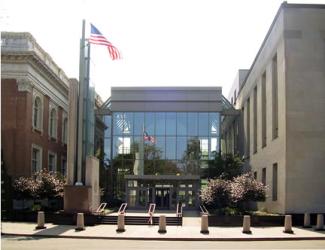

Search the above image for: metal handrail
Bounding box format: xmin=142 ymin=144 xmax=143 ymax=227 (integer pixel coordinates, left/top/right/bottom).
xmin=96 ymin=203 xmax=107 ymax=214
xmin=147 ymin=203 xmax=156 ymax=225
xmin=200 ymin=204 xmax=209 ymax=215
xmin=176 ymin=202 xmax=183 ymax=217
xmin=118 ymin=203 xmax=127 ymax=215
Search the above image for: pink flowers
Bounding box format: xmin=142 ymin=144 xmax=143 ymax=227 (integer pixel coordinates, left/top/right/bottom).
xmin=201 ymin=172 xmax=267 ymax=209
xmin=13 ymin=169 xmax=65 ymax=199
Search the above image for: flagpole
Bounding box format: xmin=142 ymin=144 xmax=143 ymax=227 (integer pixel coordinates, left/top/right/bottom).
xmin=76 ymin=19 xmax=86 ymax=185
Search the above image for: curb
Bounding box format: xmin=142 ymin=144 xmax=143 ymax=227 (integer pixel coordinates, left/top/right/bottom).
xmin=2 ymin=232 xmax=325 ymax=241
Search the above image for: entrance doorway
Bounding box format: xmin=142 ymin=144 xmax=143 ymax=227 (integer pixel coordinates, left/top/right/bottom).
xmin=155 ymin=188 xmax=170 ymax=209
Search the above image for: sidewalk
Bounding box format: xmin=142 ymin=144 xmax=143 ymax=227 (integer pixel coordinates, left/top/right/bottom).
xmin=2 ymin=222 xmax=325 ymax=241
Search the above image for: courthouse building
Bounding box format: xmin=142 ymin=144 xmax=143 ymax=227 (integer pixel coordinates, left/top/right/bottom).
xmin=1 ymin=32 xmax=70 ymax=177
xmin=223 ymin=2 xmax=325 ymax=213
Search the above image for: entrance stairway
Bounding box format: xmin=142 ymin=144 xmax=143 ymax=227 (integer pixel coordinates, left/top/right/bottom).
xmin=97 ymin=215 xmax=182 ymax=226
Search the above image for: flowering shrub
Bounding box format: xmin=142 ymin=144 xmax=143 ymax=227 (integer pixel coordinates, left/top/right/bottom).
xmin=230 ymin=173 xmax=266 ymax=203
xmin=13 ymin=169 xmax=65 ymax=199
xmin=200 ymin=179 xmax=231 ymax=209
xmin=13 ymin=176 xmax=39 ymax=199
xmin=201 ymin=172 xmax=267 ymax=212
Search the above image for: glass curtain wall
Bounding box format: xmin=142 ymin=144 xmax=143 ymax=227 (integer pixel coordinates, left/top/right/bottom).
xmin=106 ymin=112 xmax=220 ymax=199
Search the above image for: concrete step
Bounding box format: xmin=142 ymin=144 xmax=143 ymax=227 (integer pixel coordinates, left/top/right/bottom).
xmin=98 ymin=215 xmax=182 ymax=226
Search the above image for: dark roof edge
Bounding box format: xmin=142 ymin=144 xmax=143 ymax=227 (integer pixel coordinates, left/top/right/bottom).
xmin=237 ymin=1 xmax=325 ymax=98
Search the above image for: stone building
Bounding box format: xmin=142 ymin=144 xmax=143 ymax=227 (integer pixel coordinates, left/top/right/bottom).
xmin=1 ymin=32 xmax=70 ymax=178
xmin=223 ymin=2 xmax=325 ymax=213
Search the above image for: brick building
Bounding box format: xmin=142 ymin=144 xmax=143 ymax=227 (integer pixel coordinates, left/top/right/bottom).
xmin=1 ymin=32 xmax=70 ymax=178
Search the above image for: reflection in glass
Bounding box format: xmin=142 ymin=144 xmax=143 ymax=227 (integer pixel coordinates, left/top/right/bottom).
xmin=200 ymin=138 xmax=209 ymax=160
xmin=210 ymin=137 xmax=218 ymax=156
xmin=186 ymin=137 xmax=200 ymax=160
xmin=113 ymin=113 xmax=124 ymax=135
xmin=177 ymin=113 xmax=187 ymax=135
xmin=145 ymin=112 xmax=155 ymax=135
xmin=156 ymin=112 xmax=165 ymax=135
xmin=155 ymin=136 xmax=165 ymax=159
xmin=198 ymin=113 xmax=209 ymax=136
xmin=209 ymin=113 xmax=219 ymax=136
xmin=176 ymin=137 xmax=187 ymax=160
xmin=166 ymin=137 xmax=176 ymax=159
xmin=188 ymin=113 xmax=198 ymax=136
xmin=123 ymin=112 xmax=133 ymax=134
xmin=104 ymin=138 xmax=111 ymax=160
xmin=104 ymin=115 xmax=112 ymax=137
xmin=166 ymin=113 xmax=176 ymax=135
xmin=134 ymin=112 xmax=144 ymax=135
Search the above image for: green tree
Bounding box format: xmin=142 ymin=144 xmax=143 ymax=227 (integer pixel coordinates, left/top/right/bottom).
xmin=205 ymin=153 xmax=243 ymax=180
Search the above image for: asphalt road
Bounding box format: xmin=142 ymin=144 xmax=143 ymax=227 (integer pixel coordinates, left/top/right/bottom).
xmin=2 ymin=236 xmax=325 ymax=250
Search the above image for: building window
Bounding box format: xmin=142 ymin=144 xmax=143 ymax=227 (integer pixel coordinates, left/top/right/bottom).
xmin=48 ymin=152 xmax=57 ymax=172
xmin=246 ymin=98 xmax=250 ymax=157
xmin=49 ymin=108 xmax=57 ymax=139
xmin=253 ymin=86 xmax=257 ymax=153
xmin=272 ymin=163 xmax=278 ymax=201
xmin=253 ymin=171 xmax=257 ymax=179
xmin=31 ymin=145 xmax=42 ymax=174
xmin=61 ymin=157 xmax=67 ymax=176
xmin=234 ymin=90 xmax=237 ymax=104
xmin=262 ymin=167 xmax=266 ymax=186
xmin=62 ymin=117 xmax=68 ymax=144
xmin=272 ymin=54 xmax=279 ymax=139
xmin=33 ymin=96 xmax=43 ymax=130
xmin=261 ymin=71 xmax=267 ymax=147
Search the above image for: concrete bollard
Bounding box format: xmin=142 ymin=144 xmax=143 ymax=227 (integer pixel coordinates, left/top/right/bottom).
xmin=35 ymin=211 xmax=46 ymax=230
xmin=75 ymin=213 xmax=85 ymax=231
xmin=283 ymin=215 xmax=294 ymax=234
xmin=242 ymin=215 xmax=252 ymax=234
xmin=158 ymin=215 xmax=167 ymax=233
xmin=200 ymin=214 xmax=209 ymax=234
xmin=303 ymin=213 xmax=311 ymax=228
xmin=315 ymin=214 xmax=324 ymax=231
xmin=116 ymin=214 xmax=125 ymax=232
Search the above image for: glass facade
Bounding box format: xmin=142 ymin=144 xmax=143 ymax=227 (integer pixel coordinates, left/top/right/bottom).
xmin=104 ymin=111 xmax=220 ymax=207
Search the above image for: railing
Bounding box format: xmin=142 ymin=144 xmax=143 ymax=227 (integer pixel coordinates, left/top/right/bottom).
xmin=118 ymin=203 xmax=127 ymax=215
xmin=176 ymin=202 xmax=183 ymax=217
xmin=95 ymin=203 xmax=107 ymax=214
xmin=147 ymin=203 xmax=156 ymax=225
xmin=199 ymin=204 xmax=209 ymax=215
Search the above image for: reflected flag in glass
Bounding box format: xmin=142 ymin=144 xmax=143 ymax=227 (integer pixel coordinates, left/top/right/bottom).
xmin=143 ymin=131 xmax=155 ymax=143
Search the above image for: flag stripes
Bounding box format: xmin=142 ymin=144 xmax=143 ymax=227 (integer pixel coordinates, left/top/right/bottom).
xmin=89 ymin=23 xmax=121 ymax=60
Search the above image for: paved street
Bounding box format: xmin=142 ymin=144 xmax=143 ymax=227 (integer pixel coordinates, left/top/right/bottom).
xmin=2 ymin=236 xmax=325 ymax=250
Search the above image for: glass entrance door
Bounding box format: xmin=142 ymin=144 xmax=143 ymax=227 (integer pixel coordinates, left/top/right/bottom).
xmin=155 ymin=188 xmax=170 ymax=209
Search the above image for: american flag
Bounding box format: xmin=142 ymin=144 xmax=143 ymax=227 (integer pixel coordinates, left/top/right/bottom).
xmin=143 ymin=131 xmax=155 ymax=143
xmin=89 ymin=23 xmax=121 ymax=60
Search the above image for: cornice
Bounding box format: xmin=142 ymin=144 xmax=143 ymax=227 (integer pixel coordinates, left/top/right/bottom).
xmin=1 ymin=32 xmax=70 ymax=92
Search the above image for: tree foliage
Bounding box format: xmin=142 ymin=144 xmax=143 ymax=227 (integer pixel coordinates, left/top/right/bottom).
xmin=206 ymin=153 xmax=243 ymax=180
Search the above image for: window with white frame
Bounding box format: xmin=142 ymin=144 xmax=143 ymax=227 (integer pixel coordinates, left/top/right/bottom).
xmin=48 ymin=152 xmax=57 ymax=172
xmin=62 ymin=116 xmax=68 ymax=144
xmin=49 ymin=108 xmax=57 ymax=138
xmin=31 ymin=145 xmax=42 ymax=174
xmin=33 ymin=96 xmax=43 ymax=130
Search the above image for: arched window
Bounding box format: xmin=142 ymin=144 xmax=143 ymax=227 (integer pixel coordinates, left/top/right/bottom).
xmin=62 ymin=117 xmax=68 ymax=144
xmin=33 ymin=97 xmax=42 ymax=130
xmin=49 ymin=108 xmax=57 ymax=138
